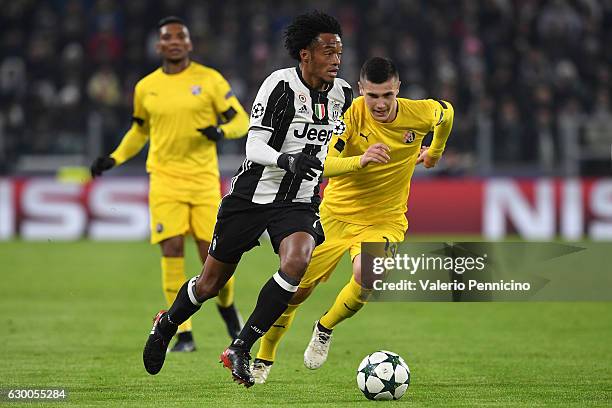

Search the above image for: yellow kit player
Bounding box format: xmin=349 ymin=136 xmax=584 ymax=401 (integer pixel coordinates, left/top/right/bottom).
xmin=251 ymin=57 xmax=454 ymax=382
xmin=90 ymin=16 xmax=248 ymax=352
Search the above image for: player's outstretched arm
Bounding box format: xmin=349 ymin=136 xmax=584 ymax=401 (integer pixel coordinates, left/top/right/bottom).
xmin=91 ymin=84 xmax=150 ymax=177
xmin=245 ymin=129 xmax=322 ymax=181
xmin=323 ymin=140 xmax=390 ymax=178
xmin=199 ymin=104 xmax=250 ymax=142
xmin=90 ymin=120 xmax=149 ymax=177
xmin=427 ymin=100 xmax=454 ymax=162
xmin=200 ymin=75 xmax=250 ymax=141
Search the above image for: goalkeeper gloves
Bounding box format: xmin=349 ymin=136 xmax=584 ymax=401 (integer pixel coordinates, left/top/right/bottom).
xmin=90 ymin=156 xmax=116 ymax=177
xmin=198 ymin=126 xmax=224 ymax=142
xmin=277 ymin=153 xmax=323 ymax=181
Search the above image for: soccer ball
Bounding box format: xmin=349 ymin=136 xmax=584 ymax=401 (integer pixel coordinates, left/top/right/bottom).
xmin=356 ymin=350 xmax=410 ymax=400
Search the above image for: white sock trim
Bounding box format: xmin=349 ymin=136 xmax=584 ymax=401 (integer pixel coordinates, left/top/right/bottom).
xmin=187 ymin=276 xmax=202 ymax=306
xmin=272 ymin=271 xmax=298 ymax=293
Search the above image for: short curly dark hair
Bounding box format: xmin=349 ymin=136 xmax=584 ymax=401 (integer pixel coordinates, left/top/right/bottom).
xmin=360 ymin=57 xmax=399 ymax=83
xmin=158 ymin=16 xmax=186 ymax=29
xmin=284 ymin=11 xmax=342 ymax=61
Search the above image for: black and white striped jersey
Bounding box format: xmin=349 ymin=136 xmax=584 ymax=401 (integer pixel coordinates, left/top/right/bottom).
xmin=229 ymin=67 xmax=353 ymax=205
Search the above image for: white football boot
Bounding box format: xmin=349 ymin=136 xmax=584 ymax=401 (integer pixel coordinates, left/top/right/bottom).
xmin=251 ymin=359 xmax=273 ymax=384
xmin=303 ymin=321 xmax=333 ymax=369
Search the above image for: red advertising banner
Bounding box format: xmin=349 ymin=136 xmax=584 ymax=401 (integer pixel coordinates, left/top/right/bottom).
xmin=1 ymin=177 xmax=611 ymax=241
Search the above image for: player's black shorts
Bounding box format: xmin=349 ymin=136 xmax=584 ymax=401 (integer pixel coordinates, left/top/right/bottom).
xmin=209 ymin=195 xmax=325 ymax=264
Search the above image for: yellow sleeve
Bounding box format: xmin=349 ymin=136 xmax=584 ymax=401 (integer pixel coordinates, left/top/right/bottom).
xmin=323 ymin=136 xmax=361 ymax=177
xmin=213 ymin=74 xmax=249 ymax=140
xmin=322 ymin=107 xmax=361 ymax=177
xmin=110 ymin=83 xmax=149 ymax=166
xmin=428 ymin=100 xmax=454 ymax=158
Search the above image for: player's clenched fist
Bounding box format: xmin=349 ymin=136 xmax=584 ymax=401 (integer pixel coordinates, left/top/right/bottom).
xmin=277 ymin=152 xmax=323 ymax=181
xmin=90 ymin=156 xmax=116 ymax=177
xmin=416 ymin=145 xmax=439 ymax=168
xmin=359 ymin=143 xmax=390 ymax=168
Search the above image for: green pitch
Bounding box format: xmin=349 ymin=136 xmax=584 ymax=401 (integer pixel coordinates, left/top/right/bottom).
xmin=1 ymin=240 xmax=611 ymax=407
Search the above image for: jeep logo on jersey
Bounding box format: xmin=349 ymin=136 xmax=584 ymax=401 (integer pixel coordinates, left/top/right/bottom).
xmin=314 ymin=104 xmax=326 ymax=120
xmin=404 ymin=130 xmax=416 ymax=143
xmin=294 ymin=123 xmax=333 ymax=144
xmin=191 ymin=85 xmax=202 ymax=95
xmin=251 ymin=103 xmax=265 ymax=118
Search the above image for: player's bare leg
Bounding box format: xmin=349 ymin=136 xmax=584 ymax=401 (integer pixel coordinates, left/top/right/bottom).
xmin=221 ymin=232 xmax=315 ymax=387
xmin=143 ymin=255 xmax=236 ymax=375
xmin=196 ymin=239 xmax=243 ymax=340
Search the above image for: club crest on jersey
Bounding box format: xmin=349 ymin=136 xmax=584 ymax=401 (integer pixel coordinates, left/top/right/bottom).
xmin=191 ymin=85 xmax=202 ymax=95
xmin=251 ymin=103 xmax=265 ymax=118
xmin=404 ymin=130 xmax=416 ymax=143
xmin=331 ymin=102 xmax=342 ymax=120
xmin=314 ymin=103 xmax=326 ymax=120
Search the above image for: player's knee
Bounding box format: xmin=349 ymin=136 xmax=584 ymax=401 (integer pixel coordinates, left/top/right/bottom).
xmin=161 ymin=236 xmax=184 ymax=257
xmin=280 ymin=254 xmax=310 ymax=279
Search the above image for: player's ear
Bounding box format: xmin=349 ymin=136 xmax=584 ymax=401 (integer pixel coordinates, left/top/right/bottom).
xmin=395 ymin=81 xmax=401 ymax=95
xmin=155 ymin=41 xmax=162 ymax=55
xmin=358 ymin=81 xmax=364 ymax=96
xmin=300 ymin=49 xmax=310 ymax=63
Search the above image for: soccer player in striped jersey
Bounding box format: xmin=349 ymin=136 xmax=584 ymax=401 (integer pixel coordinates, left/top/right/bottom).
xmin=91 ymin=17 xmax=249 ymax=352
xmin=251 ymin=57 xmax=455 ymax=383
xmin=142 ymin=12 xmax=352 ymax=387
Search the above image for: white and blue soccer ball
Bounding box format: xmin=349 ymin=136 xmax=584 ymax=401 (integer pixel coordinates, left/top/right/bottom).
xmin=356 ymin=350 xmax=410 ymax=400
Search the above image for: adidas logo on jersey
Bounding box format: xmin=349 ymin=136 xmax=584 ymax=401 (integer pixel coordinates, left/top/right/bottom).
xmin=297 ymin=105 xmax=309 ymax=114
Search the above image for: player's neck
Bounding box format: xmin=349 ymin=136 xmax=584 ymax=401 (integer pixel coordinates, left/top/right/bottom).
xmin=381 ymin=100 xmax=399 ymax=123
xmin=162 ymin=58 xmax=191 ymax=75
xmin=299 ymin=65 xmax=330 ymax=92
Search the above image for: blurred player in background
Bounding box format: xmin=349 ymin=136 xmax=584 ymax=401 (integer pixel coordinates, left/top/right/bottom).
xmin=142 ymin=11 xmax=352 ymax=387
xmin=251 ymin=57 xmax=454 ymax=382
xmin=90 ymin=16 xmax=249 ymax=352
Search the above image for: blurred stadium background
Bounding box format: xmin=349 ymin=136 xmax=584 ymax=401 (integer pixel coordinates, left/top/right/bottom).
xmin=1 ymin=0 xmax=611 ymax=241
xmin=1 ymin=1 xmax=611 ymax=406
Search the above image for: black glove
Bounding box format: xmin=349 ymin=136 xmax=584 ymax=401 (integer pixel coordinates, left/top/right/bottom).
xmin=90 ymin=156 xmax=116 ymax=177
xmin=277 ymin=153 xmax=323 ymax=181
xmin=198 ymin=126 xmax=224 ymax=142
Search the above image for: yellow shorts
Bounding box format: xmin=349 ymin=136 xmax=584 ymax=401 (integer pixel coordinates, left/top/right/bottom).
xmin=300 ymin=209 xmax=406 ymax=288
xmin=148 ymin=174 xmax=221 ymax=244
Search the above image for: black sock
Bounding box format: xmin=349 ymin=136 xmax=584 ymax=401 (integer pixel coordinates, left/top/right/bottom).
xmin=232 ymin=270 xmax=298 ymax=351
xmin=317 ymin=320 xmax=333 ymax=334
xmin=176 ymin=331 xmax=193 ymax=342
xmin=167 ymin=276 xmax=204 ymax=325
xmin=217 ymin=303 xmax=243 ymax=339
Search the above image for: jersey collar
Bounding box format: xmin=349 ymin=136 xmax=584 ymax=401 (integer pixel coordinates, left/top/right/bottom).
xmin=295 ymin=66 xmax=332 ymax=95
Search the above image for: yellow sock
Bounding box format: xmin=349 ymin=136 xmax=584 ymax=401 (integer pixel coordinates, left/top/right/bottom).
xmin=319 ymin=276 xmax=368 ymax=330
xmin=216 ymin=275 xmax=235 ymax=308
xmin=161 ymin=256 xmax=192 ymax=333
xmin=256 ymin=303 xmax=299 ymax=362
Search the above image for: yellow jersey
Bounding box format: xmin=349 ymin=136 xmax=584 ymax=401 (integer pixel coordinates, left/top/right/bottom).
xmin=322 ymin=96 xmax=454 ymax=228
xmin=110 ymin=61 xmax=249 ymax=191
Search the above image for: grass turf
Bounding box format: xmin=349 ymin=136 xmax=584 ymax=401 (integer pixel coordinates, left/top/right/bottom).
xmin=1 ymin=240 xmax=611 ymax=407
